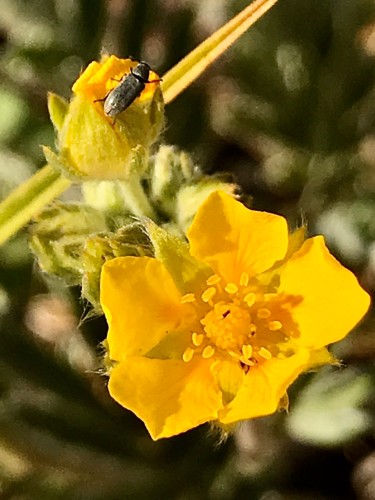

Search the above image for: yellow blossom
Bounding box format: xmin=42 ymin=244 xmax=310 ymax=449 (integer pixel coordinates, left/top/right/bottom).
xmin=100 ymin=191 xmax=370 ymax=440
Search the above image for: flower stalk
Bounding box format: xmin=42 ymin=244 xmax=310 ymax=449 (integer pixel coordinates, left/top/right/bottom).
xmin=0 ymin=164 xmax=71 ymax=245
xmin=161 ymin=0 xmax=279 ymax=102
xmin=113 ymin=173 xmax=157 ymax=219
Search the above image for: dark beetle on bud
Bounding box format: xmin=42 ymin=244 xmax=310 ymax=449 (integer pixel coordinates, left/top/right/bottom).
xmin=103 ymin=61 xmax=161 ymax=118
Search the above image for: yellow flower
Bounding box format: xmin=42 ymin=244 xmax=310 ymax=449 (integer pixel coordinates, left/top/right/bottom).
xmin=100 ymin=191 xmax=370 ymax=440
xmin=46 ymin=55 xmax=164 ymax=180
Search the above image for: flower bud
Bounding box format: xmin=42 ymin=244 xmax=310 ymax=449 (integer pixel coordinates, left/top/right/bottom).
xmin=82 ymin=223 xmax=153 ymax=310
xmin=30 ymin=203 xmax=107 ymax=284
xmin=45 ymin=55 xmax=164 ymax=181
xmin=149 ymin=145 xmax=238 ymax=233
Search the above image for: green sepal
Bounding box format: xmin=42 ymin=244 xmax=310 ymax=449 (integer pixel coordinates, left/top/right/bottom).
xmin=130 ymin=144 xmax=148 ymax=173
xmin=149 ymin=146 xmax=197 ymax=217
xmin=144 ymin=218 xmax=211 ymax=295
xmin=42 ymin=146 xmax=86 ymax=182
xmin=29 ymin=202 xmax=108 ymax=284
xmin=82 ymin=222 xmax=154 ymax=311
xmin=47 ymin=92 xmax=69 ymax=133
xmin=57 ymin=95 xmax=133 ymax=180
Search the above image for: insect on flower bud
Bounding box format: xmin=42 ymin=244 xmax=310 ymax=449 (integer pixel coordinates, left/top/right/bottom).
xmin=44 ymin=55 xmax=164 ymax=181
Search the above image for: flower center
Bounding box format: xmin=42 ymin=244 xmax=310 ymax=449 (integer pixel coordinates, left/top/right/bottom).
xmin=180 ymin=272 xmax=297 ymax=371
xmin=201 ymin=302 xmax=251 ymax=351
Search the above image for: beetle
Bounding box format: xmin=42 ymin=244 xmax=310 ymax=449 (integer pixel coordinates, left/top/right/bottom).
xmin=102 ymin=61 xmax=161 ymax=118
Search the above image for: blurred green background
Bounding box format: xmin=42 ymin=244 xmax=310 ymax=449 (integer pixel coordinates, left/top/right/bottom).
xmin=1 ymin=0 xmax=375 ymax=498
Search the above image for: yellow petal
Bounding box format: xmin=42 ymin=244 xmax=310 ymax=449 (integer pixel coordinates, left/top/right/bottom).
xmin=258 ymin=225 xmax=307 ymax=284
xmin=100 ymin=257 xmax=187 ymax=361
xmin=218 ymin=349 xmax=309 ymax=424
xmin=187 ymin=191 xmax=288 ymax=283
xmin=146 ymin=329 xmax=192 ymax=360
xmin=212 ymin=360 xmax=246 ymax=405
xmin=278 ymin=236 xmax=370 ymax=348
xmin=307 ymin=347 xmax=338 ymax=369
xmin=72 ymin=55 xmax=160 ymax=104
xmin=109 ymin=357 xmax=223 ymax=440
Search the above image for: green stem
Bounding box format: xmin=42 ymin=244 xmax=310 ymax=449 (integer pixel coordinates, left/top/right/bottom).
xmin=0 ymin=165 xmax=71 ymax=245
xmin=119 ymin=173 xmax=157 ymax=219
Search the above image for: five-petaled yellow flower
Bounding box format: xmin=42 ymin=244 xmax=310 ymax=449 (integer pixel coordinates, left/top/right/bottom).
xmin=100 ymin=191 xmax=370 ymax=440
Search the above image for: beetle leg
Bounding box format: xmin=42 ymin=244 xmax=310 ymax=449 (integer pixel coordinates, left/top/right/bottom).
xmin=147 ymin=77 xmax=163 ymax=83
xmin=94 ymin=90 xmax=111 ymax=103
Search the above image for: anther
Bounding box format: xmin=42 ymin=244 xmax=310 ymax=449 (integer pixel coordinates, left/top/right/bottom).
xmin=202 ymin=287 xmax=216 ymax=303
xmin=192 ymin=332 xmax=204 ymax=346
xmin=269 ymin=320 xmax=282 ymax=331
xmin=258 ymin=347 xmax=272 ymax=360
xmin=180 ymin=293 xmax=196 ymax=304
xmin=264 ymin=293 xmax=277 ymax=301
xmin=244 ymin=292 xmax=256 ymax=307
xmin=240 ymin=272 xmax=249 ymax=287
xmin=225 ymin=283 xmax=238 ymax=294
xmin=240 ymin=356 xmax=253 ymax=366
xmin=206 ymin=274 xmax=221 ymax=286
xmin=242 ymin=344 xmax=253 ymax=359
xmin=183 ymin=347 xmax=194 ymax=362
xmin=257 ymin=308 xmax=271 ymax=319
xmin=202 ymin=345 xmax=215 ymax=359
